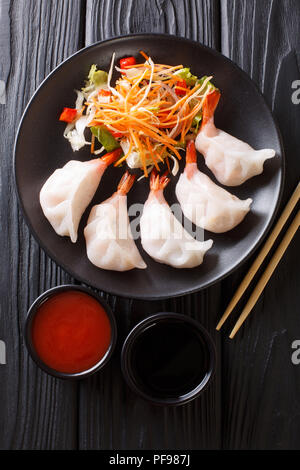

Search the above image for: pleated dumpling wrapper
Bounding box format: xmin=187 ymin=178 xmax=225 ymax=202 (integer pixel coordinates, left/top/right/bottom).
xmin=84 ymin=171 xmax=147 ymax=271
xmin=40 ymin=149 xmax=121 ymax=243
xmin=140 ymin=170 xmax=213 ymax=269
xmin=195 ymin=89 xmax=275 ymax=186
xmin=176 ymin=141 xmax=252 ymax=233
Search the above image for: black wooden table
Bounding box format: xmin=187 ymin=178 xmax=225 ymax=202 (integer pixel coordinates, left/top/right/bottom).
xmin=0 ymin=0 xmax=299 ymax=450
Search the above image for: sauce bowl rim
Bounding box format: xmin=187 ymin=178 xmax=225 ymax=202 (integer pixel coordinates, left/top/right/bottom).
xmin=24 ymin=284 xmax=117 ymax=380
xmin=121 ymin=312 xmax=216 ymax=406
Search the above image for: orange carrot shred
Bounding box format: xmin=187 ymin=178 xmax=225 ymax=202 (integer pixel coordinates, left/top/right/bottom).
xmin=139 ymin=50 xmax=149 ymax=61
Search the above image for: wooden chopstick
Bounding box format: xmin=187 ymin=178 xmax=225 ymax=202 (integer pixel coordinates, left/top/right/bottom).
xmin=229 ymin=209 xmax=299 ymax=338
xmin=216 ymin=182 xmax=300 ymax=332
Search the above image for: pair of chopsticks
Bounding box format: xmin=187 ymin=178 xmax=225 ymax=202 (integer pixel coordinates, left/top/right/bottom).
xmin=216 ymin=182 xmax=300 ymax=339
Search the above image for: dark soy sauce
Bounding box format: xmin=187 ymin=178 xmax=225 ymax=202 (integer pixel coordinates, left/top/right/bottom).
xmin=130 ymin=319 xmax=209 ymax=398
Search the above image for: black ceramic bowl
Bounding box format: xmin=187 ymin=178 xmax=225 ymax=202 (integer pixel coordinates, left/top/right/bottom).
xmin=25 ymin=285 xmax=117 ymax=380
xmin=121 ymin=312 xmax=216 ymax=406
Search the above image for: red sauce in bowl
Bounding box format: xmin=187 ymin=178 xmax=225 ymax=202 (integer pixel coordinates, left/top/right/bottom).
xmin=31 ymin=291 xmax=112 ymax=374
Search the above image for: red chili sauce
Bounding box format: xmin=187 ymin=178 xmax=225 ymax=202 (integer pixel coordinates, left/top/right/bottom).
xmin=31 ymin=291 xmax=112 ymax=373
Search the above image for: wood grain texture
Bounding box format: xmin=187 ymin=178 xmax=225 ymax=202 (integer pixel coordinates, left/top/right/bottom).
xmin=79 ymin=0 xmax=222 ymax=450
xmin=0 ymin=0 xmax=84 ymax=450
xmin=85 ymin=0 xmax=220 ymax=46
xmin=220 ymin=0 xmax=300 ymax=450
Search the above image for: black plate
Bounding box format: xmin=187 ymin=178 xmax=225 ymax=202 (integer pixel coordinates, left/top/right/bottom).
xmin=14 ymin=34 xmax=284 ymax=300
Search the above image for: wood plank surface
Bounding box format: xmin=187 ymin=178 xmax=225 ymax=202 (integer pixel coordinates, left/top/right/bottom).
xmin=0 ymin=0 xmax=84 ymax=450
xmin=79 ymin=0 xmax=222 ymax=450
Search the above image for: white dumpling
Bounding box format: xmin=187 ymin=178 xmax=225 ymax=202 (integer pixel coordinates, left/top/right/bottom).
xmin=84 ymin=171 xmax=147 ymax=271
xmin=40 ymin=151 xmax=120 ymax=243
xmin=195 ymin=90 xmax=275 ymax=186
xmin=176 ymin=141 xmax=252 ymax=233
xmin=140 ymin=171 xmax=213 ymax=269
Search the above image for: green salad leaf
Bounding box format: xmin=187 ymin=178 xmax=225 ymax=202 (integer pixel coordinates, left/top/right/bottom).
xmin=82 ymin=65 xmax=108 ymax=91
xmin=196 ymin=75 xmax=217 ymax=92
xmin=175 ymin=69 xmax=217 ymax=94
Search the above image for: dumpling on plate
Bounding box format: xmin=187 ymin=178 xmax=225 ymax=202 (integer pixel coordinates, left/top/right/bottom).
xmin=176 ymin=141 xmax=252 ymax=233
xmin=39 ymin=149 xmax=121 ymax=243
xmin=195 ymin=89 xmax=275 ymax=186
xmin=140 ymin=169 xmax=213 ymax=269
xmin=84 ymin=171 xmax=147 ymax=271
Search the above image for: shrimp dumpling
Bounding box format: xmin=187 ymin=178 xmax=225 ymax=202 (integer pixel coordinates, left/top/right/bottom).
xmin=195 ymin=90 xmax=275 ymax=186
xmin=140 ymin=170 xmax=213 ymax=269
xmin=176 ymin=141 xmax=252 ymax=233
xmin=84 ymin=171 xmax=147 ymax=271
xmin=40 ymin=150 xmax=121 ymax=243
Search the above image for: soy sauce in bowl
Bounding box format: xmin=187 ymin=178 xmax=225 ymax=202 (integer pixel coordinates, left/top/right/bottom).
xmin=121 ymin=313 xmax=215 ymax=405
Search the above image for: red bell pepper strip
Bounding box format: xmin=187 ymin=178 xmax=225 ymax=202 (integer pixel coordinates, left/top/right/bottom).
xmin=59 ymin=107 xmax=77 ymax=123
xmin=98 ymin=89 xmax=111 ymax=96
xmin=109 ymin=129 xmax=123 ymax=138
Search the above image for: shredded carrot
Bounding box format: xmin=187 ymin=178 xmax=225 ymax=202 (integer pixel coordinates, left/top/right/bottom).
xmin=159 ymin=101 xmax=203 ymax=127
xmin=164 ymin=143 xmax=182 ymax=160
xmin=123 ymin=63 xmax=151 ymax=69
xmin=165 ymin=155 xmax=171 ymax=173
xmin=156 ymin=145 xmax=167 ymax=162
xmin=130 ymin=129 xmax=148 ymax=176
xmin=114 ymin=137 xmax=133 ymax=167
xmin=145 ymin=137 xmax=160 ymax=170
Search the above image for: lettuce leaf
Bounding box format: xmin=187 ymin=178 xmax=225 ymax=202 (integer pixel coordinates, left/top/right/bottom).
xmin=82 ymin=65 xmax=108 ymax=91
xmin=175 ymin=68 xmax=217 ymax=92
xmin=191 ymin=112 xmax=202 ymax=133
xmin=174 ymin=68 xmax=198 ymax=86
xmin=196 ymin=75 xmax=217 ymax=92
